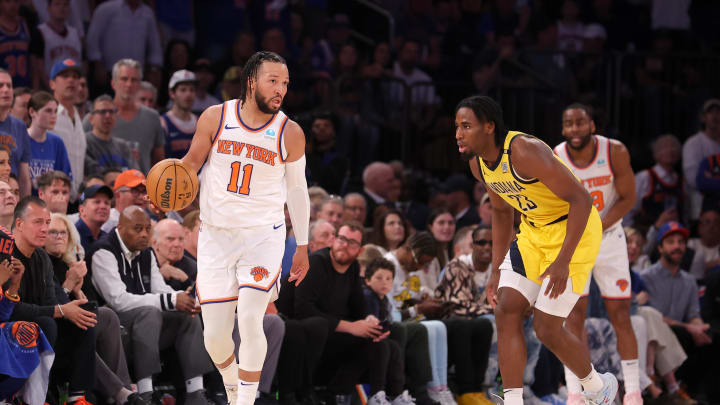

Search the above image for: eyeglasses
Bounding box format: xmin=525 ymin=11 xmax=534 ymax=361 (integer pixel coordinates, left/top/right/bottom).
xmin=335 ymin=234 xmax=361 ymax=248
xmin=49 ymin=229 xmax=68 ymax=238
xmin=473 ymin=239 xmax=492 ymax=247
xmin=92 ymin=109 xmax=118 ymax=115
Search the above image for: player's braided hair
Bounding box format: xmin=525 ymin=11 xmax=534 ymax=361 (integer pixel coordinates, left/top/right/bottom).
xmin=407 ymin=231 xmax=437 ymax=258
xmin=239 ymin=51 xmax=286 ymax=105
xmin=455 ymin=96 xmax=507 ymax=147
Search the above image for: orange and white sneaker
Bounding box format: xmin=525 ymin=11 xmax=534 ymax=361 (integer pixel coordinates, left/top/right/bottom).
xmin=68 ymin=396 xmax=93 ymax=405
xmin=622 ymin=390 xmax=643 ymax=405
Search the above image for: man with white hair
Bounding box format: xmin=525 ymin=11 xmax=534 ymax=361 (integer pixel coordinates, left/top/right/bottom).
xmin=308 ymin=219 xmax=335 ymax=254
xmin=153 ymin=218 xmax=196 ymax=291
xmin=360 ymin=161 xmax=401 ymax=226
xmin=316 ymin=196 xmax=343 ymax=230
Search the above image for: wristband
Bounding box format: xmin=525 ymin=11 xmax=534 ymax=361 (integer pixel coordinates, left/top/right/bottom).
xmin=57 ymin=304 xmax=65 ymax=317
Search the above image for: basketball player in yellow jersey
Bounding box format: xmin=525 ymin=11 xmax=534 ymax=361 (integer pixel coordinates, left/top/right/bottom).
xmin=181 ymin=52 xmax=310 ymax=405
xmin=455 ymin=96 xmax=617 ymax=405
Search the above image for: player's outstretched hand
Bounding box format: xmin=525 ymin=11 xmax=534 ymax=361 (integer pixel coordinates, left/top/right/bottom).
xmin=288 ymin=247 xmax=309 ymax=286
xmin=538 ymin=260 xmax=570 ymax=299
xmin=486 ymin=269 xmax=500 ymax=309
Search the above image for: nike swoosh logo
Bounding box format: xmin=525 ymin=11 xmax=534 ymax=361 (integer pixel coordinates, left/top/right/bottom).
xmin=273 ymin=223 xmax=284 ymax=230
xmin=239 ymin=382 xmax=256 ymax=386
xmin=225 ymin=124 xmax=240 ymax=130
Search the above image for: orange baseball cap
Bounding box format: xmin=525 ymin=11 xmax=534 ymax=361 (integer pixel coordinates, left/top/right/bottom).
xmin=114 ymin=169 xmax=146 ymax=191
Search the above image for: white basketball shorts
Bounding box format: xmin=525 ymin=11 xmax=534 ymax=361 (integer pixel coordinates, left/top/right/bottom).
xmin=196 ymin=221 xmax=286 ymax=305
xmin=582 ymin=223 xmax=631 ymax=299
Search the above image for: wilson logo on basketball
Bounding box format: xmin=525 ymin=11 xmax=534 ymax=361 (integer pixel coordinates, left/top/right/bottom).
xmin=160 ymin=177 xmax=173 ymax=209
xmin=250 ymin=266 xmax=269 ymax=282
xmin=616 ymin=279 xmax=629 ymax=292
xmin=12 ymin=321 xmax=39 ymax=348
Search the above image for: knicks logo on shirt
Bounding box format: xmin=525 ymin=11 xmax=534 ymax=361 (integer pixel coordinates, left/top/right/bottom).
xmin=616 ymin=279 xmax=629 ymax=292
xmin=250 ymin=266 xmax=269 ymax=282
xmin=12 ymin=321 xmax=39 ymax=348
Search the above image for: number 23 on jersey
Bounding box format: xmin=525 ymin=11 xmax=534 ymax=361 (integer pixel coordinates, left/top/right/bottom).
xmin=227 ymin=161 xmax=254 ymax=195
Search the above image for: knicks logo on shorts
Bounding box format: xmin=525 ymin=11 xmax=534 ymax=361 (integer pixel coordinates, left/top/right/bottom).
xmin=250 ymin=266 xmax=270 ymax=282
xmin=616 ymin=279 xmax=629 ymax=292
xmin=12 ymin=321 xmax=39 ymax=348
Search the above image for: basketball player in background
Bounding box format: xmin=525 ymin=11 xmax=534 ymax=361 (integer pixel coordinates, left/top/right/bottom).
xmin=456 ymin=95 xmax=617 ymax=405
xmin=181 ymin=51 xmax=310 ymax=405
xmin=554 ymin=104 xmax=640 ymax=405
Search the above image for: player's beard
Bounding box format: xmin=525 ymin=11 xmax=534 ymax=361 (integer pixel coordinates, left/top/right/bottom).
xmin=255 ymin=91 xmax=281 ymax=114
xmin=566 ymin=133 xmax=593 ymax=151
xmin=459 ymin=150 xmax=475 ymax=161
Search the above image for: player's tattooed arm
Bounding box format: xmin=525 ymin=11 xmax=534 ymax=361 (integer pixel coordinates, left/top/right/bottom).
xmin=181 ymin=104 xmax=224 ymax=174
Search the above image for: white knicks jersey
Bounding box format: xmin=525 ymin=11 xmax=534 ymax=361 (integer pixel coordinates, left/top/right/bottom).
xmin=554 ymin=135 xmax=620 ymax=229
xmin=199 ymin=99 xmax=289 ymax=228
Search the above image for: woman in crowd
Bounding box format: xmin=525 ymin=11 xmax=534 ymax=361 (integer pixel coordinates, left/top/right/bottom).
xmin=44 ymin=213 xmax=148 ymax=405
xmin=424 ymin=209 xmax=456 ymax=292
xmin=370 ymin=209 xmax=410 ymax=253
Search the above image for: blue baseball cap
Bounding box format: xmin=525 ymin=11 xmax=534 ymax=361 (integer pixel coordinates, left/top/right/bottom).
xmin=656 ymin=221 xmax=690 ymax=244
xmin=79 ymin=185 xmax=113 ymax=204
xmin=50 ymin=59 xmax=82 ymax=80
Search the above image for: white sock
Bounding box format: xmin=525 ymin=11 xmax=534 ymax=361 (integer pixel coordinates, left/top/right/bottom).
xmin=621 ymin=359 xmax=640 ymax=393
xmin=137 ymin=378 xmax=153 ymax=394
xmin=579 ymin=366 xmax=604 ymax=393
xmin=186 ymin=376 xmax=204 ymax=393
xmin=115 ymin=387 xmax=133 ymax=404
xmin=237 ymin=378 xmax=259 ymax=405
xmin=564 ymin=365 xmax=583 ymax=394
xmin=218 ymin=359 xmax=239 ymax=387
xmin=503 ymin=388 xmax=523 ymax=405
xmin=667 ymin=382 xmax=679 ymax=394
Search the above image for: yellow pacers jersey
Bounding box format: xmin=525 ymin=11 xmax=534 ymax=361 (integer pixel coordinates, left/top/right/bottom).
xmin=478 ymin=131 xmax=570 ymax=225
xmin=478 ymin=131 xmax=602 ymax=294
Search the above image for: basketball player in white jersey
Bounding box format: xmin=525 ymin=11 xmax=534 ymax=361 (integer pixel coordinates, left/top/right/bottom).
xmin=181 ymin=51 xmax=310 ymax=405
xmin=554 ymin=104 xmax=641 ymax=405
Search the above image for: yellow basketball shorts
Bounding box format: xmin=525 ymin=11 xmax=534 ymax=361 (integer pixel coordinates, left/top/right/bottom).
xmin=505 ymin=206 xmax=602 ymax=295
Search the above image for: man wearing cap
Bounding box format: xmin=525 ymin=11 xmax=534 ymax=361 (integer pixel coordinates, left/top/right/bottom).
xmin=161 ymin=70 xmax=198 ymax=159
xmin=192 ymin=59 xmax=220 ymax=114
xmin=445 ymin=174 xmax=481 ymax=229
xmin=51 ymin=58 xmax=86 ymax=197
xmin=641 ymin=221 xmax=718 ymax=398
xmin=0 ymin=69 xmax=32 ymax=198
xmin=102 ymin=169 xmax=146 ymax=233
xmin=85 ymin=94 xmax=139 ymax=176
xmin=683 ymin=99 xmax=720 ymax=221
xmin=75 ymin=184 xmax=113 ymax=252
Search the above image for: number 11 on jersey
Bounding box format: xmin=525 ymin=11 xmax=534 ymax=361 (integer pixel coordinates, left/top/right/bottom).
xmin=227 ymin=161 xmax=254 ymax=195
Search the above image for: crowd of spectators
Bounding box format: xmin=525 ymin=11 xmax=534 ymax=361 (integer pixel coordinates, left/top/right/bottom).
xmin=0 ymin=1 xmax=719 ymax=405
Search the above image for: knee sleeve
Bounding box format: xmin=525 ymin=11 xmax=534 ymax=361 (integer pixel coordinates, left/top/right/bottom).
xmin=236 ymin=289 xmax=272 ymax=371
xmin=201 ymin=301 xmax=237 ymax=363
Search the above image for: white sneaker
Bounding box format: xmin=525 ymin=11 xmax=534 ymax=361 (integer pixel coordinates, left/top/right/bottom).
xmin=428 ymin=388 xmax=443 ymax=404
xmin=439 ymin=389 xmax=457 ymax=405
xmin=225 ymin=385 xmax=237 ymax=405
xmin=391 ymin=390 xmax=416 ymax=405
xmin=583 ymin=373 xmax=618 ymax=405
xmin=565 ymin=393 xmax=586 ymax=405
xmin=369 ymin=391 xmax=392 ymax=405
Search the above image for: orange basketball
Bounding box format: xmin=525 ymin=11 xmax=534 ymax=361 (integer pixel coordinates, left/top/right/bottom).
xmin=146 ymin=159 xmax=199 ymax=212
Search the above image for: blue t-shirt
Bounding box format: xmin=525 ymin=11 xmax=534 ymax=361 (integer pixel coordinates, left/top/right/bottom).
xmin=28 ymin=132 xmax=73 ymax=187
xmin=0 ymin=115 xmax=31 ymax=175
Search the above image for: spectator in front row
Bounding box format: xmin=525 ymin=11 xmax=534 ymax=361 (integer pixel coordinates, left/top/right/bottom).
xmin=103 ymin=169 xmax=147 ymax=233
xmin=0 ymin=180 xmax=17 ymax=229
xmin=37 ymin=170 xmax=71 ymax=215
xmin=641 ymin=222 xmax=719 ymax=398
xmin=293 ymin=221 xmax=404 ymax=405
xmin=89 ymin=206 xmax=213 ymax=404
xmin=45 ymin=212 xmax=150 ymax=405
xmin=10 ymin=86 xmax=32 ymax=127
xmin=27 ymin=91 xmax=73 ymax=190
xmin=75 ymin=184 xmax=112 ymax=252
xmin=0 ymin=69 xmax=32 ymax=198
xmin=152 ymin=218 xmax=196 ymax=291
xmin=9 ymin=197 xmax=97 ymax=405
xmin=85 ymin=95 xmax=138 ymax=177
xmin=50 ymin=59 xmax=85 ymax=197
